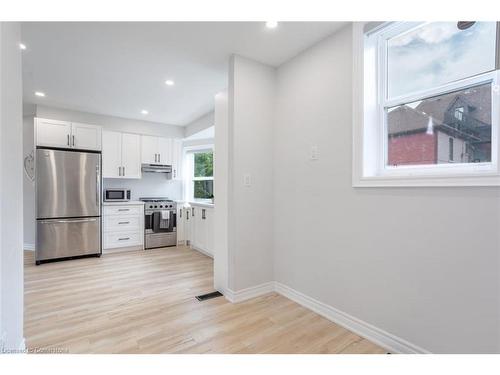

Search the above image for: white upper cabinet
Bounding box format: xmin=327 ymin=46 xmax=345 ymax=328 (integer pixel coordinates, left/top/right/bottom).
xmin=35 ymin=118 xmax=102 ymax=151
xmin=102 ymin=131 xmax=122 ymax=178
xmin=71 ymin=123 xmax=102 ymax=151
xmin=102 ymin=130 xmax=141 ymax=179
xmin=36 ymin=118 xmax=73 ymax=148
xmin=121 ymin=133 xmax=141 ymax=178
xmin=141 ymin=136 xmax=175 ymax=166
xmin=158 ymin=137 xmax=172 ymax=165
xmin=141 ymin=135 xmax=158 ymax=164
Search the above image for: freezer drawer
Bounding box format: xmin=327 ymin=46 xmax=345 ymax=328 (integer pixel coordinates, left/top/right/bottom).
xmin=36 ymin=217 xmax=101 ymax=262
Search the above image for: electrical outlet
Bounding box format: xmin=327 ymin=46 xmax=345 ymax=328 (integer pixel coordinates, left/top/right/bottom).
xmin=243 ymin=174 xmax=251 ymax=187
xmin=310 ymin=146 xmax=319 ymax=160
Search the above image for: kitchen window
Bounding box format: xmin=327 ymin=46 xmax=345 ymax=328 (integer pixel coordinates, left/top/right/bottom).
xmin=186 ymin=147 xmax=214 ymax=202
xmin=353 ymin=21 xmax=500 ymax=186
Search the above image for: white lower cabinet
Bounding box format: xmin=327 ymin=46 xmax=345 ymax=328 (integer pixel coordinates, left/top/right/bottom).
xmin=188 ymin=205 xmax=214 ymax=257
xmin=176 ymin=206 xmax=186 ymax=245
xmin=103 ymin=203 xmax=144 ymax=252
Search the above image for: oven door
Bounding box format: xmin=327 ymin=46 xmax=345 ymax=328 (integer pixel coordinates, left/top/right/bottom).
xmin=151 ymin=210 xmax=176 ymax=233
xmin=145 ymin=210 xmax=154 ymax=234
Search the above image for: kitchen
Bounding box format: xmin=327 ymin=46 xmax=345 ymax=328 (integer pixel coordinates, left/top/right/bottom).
xmin=26 ymin=111 xmax=215 ymax=263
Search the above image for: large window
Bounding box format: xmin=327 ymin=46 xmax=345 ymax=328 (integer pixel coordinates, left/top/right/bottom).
xmin=354 ymin=21 xmax=500 ymax=186
xmin=187 ymin=149 xmax=214 ymax=201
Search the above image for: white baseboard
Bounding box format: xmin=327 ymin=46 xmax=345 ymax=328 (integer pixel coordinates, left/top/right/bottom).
xmin=224 ymin=282 xmax=275 ymax=303
xmin=24 ymin=243 xmax=35 ymax=251
xmin=19 ymin=337 xmax=26 ymax=352
xmin=190 ymin=245 xmax=214 ymax=259
xmin=274 ymin=282 xmax=430 ymax=354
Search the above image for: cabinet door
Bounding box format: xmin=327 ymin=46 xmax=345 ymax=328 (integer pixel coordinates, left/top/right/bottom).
xmin=102 ymin=131 xmax=122 ymax=178
xmin=72 ymin=122 xmax=102 ymax=150
xmin=171 ymin=139 xmax=183 ymax=180
xmin=176 ymin=206 xmax=185 ymax=244
xmin=141 ymin=135 xmax=159 ymax=164
xmin=36 ymin=118 xmax=72 ymax=148
xmin=184 ymin=208 xmax=191 ymax=243
xmin=158 ymin=137 xmax=172 ymax=165
xmin=121 ymin=133 xmax=141 ymax=179
xmin=204 ymin=208 xmax=214 ymax=256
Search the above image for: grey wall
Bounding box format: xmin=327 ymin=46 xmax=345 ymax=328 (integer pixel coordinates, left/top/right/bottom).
xmin=1 ymin=22 xmax=24 ymax=351
xmin=273 ymin=24 xmax=500 ymax=353
xmin=228 ymin=56 xmax=275 ymax=291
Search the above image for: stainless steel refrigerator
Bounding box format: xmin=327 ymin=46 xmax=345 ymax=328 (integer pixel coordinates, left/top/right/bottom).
xmin=35 ymin=148 xmax=101 ymax=264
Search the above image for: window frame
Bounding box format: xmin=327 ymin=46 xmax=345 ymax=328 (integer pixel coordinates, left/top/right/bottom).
xmin=352 ymin=21 xmax=500 ymax=187
xmin=184 ymin=145 xmax=214 ymax=202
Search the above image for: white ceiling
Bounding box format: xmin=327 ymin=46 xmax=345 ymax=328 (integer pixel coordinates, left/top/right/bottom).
xmin=21 ymin=22 xmax=345 ymax=126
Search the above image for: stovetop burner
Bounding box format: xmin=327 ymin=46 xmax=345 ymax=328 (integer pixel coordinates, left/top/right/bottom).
xmin=139 ymin=197 xmax=173 ymax=203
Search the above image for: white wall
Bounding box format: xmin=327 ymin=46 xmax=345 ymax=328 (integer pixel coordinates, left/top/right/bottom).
xmin=227 ymin=55 xmax=275 ymax=291
xmin=23 ymin=115 xmax=35 ymax=247
xmin=0 ymin=22 xmax=24 ymax=351
xmin=34 ymin=104 xmax=185 ymax=138
xmin=184 ymin=111 xmax=214 ymax=138
xmin=103 ymin=175 xmax=182 ymax=201
xmin=213 ymin=91 xmax=228 ymax=292
xmin=273 ymin=24 xmax=500 ymax=353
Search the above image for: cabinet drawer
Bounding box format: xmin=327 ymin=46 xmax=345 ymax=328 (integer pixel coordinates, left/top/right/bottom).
xmin=103 ymin=205 xmax=143 ymax=216
xmin=103 ymin=215 xmax=141 ymax=232
xmin=103 ymin=231 xmax=142 ymax=249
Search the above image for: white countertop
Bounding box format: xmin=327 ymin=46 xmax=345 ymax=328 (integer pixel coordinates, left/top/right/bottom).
xmin=102 ymin=201 xmax=145 ymax=206
xmin=187 ymin=201 xmax=215 ymax=208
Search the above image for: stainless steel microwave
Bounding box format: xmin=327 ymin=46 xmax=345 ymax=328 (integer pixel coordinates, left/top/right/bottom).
xmin=103 ymin=188 xmax=131 ymax=202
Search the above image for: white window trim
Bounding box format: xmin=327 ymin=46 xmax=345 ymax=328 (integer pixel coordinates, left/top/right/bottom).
xmin=183 ymin=144 xmax=214 ymax=203
xmin=352 ymin=22 xmax=500 ymax=187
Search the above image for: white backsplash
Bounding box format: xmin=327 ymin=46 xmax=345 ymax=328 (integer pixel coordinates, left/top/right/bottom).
xmin=104 ymin=173 xmax=183 ymax=201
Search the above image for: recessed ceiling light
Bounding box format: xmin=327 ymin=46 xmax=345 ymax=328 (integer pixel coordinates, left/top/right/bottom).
xmin=165 ymin=80 xmax=175 ymax=86
xmin=19 ymin=43 xmax=27 ymax=50
xmin=35 ymin=91 xmax=45 ymax=97
xmin=265 ymin=21 xmax=278 ymax=29
xmin=141 ymin=110 xmax=149 ymax=115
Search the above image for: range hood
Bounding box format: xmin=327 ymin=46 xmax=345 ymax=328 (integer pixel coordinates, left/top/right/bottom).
xmin=141 ymin=164 xmax=172 ymax=177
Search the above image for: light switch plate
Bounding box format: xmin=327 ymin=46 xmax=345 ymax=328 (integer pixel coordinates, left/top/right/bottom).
xmin=243 ymin=174 xmax=251 ymax=187
xmin=310 ymin=146 xmax=319 ymax=160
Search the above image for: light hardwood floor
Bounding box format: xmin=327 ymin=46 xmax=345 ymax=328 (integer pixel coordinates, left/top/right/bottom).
xmin=24 ymin=246 xmax=386 ymax=354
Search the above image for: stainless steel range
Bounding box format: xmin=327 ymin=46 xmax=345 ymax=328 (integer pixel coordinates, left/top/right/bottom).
xmin=141 ymin=198 xmax=177 ymax=249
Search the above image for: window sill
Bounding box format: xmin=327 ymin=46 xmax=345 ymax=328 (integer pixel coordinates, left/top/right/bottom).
xmin=188 ymin=201 xmax=215 ymax=208
xmin=353 ymin=174 xmax=500 ymax=187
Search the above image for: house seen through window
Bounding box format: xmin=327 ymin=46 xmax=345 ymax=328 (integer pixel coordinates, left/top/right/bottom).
xmin=368 ymin=21 xmax=498 ymax=172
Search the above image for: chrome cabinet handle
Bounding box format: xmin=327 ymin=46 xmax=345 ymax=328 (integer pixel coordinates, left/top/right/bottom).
xmin=67 ymin=134 xmax=70 ymax=146
xmin=72 ymin=135 xmax=75 ymax=147
xmin=123 ymin=166 xmax=125 ymax=176
xmin=118 ymin=221 xmax=130 ymax=225
xmin=118 ymin=237 xmax=130 ymax=241
xmin=159 ymin=153 xmax=161 ymax=163
xmin=118 ymin=208 xmax=130 ymax=212
xmin=202 ymin=209 xmax=206 ymax=219
xmin=192 ymin=207 xmax=195 ymax=216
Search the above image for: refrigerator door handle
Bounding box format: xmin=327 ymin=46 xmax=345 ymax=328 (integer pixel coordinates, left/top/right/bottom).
xmin=96 ymin=164 xmax=100 ymax=209
xmin=39 ymin=218 xmax=98 ymax=224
